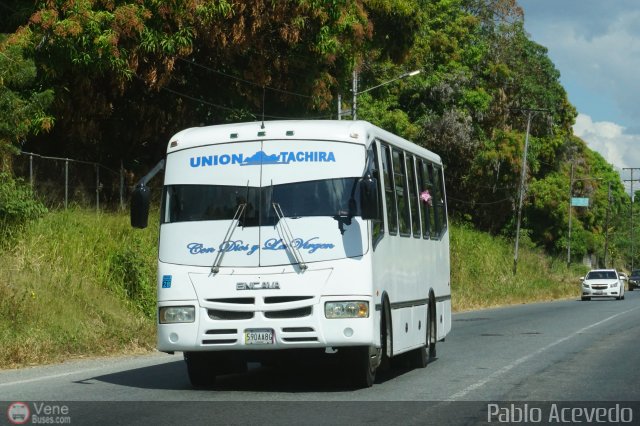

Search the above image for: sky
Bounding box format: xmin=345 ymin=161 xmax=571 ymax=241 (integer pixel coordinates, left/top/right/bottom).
xmin=518 ymin=0 xmax=640 ymax=194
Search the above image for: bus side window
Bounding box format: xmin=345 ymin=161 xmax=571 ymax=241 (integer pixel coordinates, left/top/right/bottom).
xmin=418 ymin=160 xmax=431 ymax=239
xmin=393 ymin=149 xmax=410 ymax=237
xmin=371 ymin=142 xmax=385 ymax=246
xmin=381 ymin=143 xmax=398 ymax=235
xmin=434 ymin=165 xmax=447 ymax=233
xmin=407 ymin=154 xmax=421 ymax=238
xmin=426 ymin=161 xmax=438 ymax=238
xmin=428 ymin=163 xmax=442 ymax=239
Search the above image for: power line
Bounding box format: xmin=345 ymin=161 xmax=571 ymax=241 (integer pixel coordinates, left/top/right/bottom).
xmin=448 ymin=196 xmax=511 ymax=205
xmin=131 ymin=73 xmax=333 ymax=121
xmin=177 ymin=57 xmax=315 ymax=99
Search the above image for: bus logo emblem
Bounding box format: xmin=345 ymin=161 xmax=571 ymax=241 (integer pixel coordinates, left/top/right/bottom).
xmin=236 ymin=281 xmax=280 ymax=290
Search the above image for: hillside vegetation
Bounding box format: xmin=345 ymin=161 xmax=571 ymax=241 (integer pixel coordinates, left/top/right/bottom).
xmin=0 ymin=209 xmax=156 ymax=369
xmin=1 ymin=0 xmax=637 ymax=267
xmin=0 ymin=0 xmax=628 ymax=369
xmin=0 ymin=209 xmax=585 ymax=369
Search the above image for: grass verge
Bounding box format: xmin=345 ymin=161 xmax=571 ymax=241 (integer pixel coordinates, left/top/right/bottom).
xmin=451 ymin=222 xmax=588 ymax=312
xmin=0 ymin=208 xmax=157 ymax=369
xmin=0 ymin=211 xmax=588 ymax=369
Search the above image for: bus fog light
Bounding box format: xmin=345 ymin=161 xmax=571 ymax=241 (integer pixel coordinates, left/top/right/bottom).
xmin=325 ymin=301 xmax=369 ymax=319
xmin=344 ymin=327 xmax=354 ymax=337
xmin=159 ymin=306 xmax=196 ymax=323
xmin=169 ymin=332 xmax=179 ymax=343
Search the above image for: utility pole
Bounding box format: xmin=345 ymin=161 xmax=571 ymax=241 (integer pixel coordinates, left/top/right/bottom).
xmin=623 ymin=168 xmax=640 ymax=270
xmin=568 ymin=176 xmax=602 ymax=266
xmin=603 ymin=181 xmax=612 ymax=267
xmin=568 ymin=162 xmax=574 ymax=265
xmin=513 ymin=108 xmax=548 ymax=274
xmin=351 ymin=69 xmax=420 ymax=120
xmin=352 ymin=68 xmax=358 ymax=120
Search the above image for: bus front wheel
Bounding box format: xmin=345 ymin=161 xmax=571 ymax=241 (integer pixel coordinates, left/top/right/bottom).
xmin=184 ymin=352 xmax=217 ymax=388
xmin=345 ymin=346 xmax=377 ymax=388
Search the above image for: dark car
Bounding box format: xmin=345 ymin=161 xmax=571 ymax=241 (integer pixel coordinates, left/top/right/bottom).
xmin=629 ymin=269 xmax=640 ymax=291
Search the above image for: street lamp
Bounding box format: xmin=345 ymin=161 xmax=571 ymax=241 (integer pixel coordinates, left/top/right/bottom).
xmin=342 ymin=69 xmax=421 ymax=120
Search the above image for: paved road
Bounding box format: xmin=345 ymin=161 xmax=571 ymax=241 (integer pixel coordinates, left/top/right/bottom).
xmin=2 ymin=292 xmax=640 ymax=424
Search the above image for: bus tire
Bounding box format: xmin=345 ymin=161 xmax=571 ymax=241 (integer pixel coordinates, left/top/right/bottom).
xmin=410 ymin=344 xmax=428 ymax=369
xmin=347 ymin=346 xmax=377 ymax=388
xmin=379 ymin=299 xmax=392 ymax=372
xmin=184 ymin=352 xmax=216 ymax=388
xmin=409 ymin=304 xmax=431 ymax=369
xmin=428 ymin=298 xmax=437 ymax=360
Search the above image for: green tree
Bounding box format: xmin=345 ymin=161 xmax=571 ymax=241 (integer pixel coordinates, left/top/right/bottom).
xmin=0 ymin=34 xmax=54 ymax=171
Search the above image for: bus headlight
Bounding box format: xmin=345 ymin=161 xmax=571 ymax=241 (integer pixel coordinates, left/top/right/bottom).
xmin=325 ymin=301 xmax=369 ymax=319
xmin=159 ymin=306 xmax=196 ymax=323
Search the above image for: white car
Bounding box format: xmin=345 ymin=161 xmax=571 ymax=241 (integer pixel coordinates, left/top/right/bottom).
xmin=581 ymin=269 xmax=625 ymax=301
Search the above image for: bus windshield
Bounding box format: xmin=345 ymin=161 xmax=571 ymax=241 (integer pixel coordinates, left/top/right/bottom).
xmin=161 ymin=177 xmax=361 ymax=226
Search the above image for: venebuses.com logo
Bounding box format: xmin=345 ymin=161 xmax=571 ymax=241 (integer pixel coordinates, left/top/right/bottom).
xmin=6 ymin=402 xmax=30 ymax=425
xmin=6 ymin=401 xmax=71 ymax=424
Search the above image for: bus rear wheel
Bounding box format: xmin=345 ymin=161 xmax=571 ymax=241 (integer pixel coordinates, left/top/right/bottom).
xmin=408 ymin=300 xmax=436 ymax=368
xmin=427 ymin=301 xmax=437 ymax=360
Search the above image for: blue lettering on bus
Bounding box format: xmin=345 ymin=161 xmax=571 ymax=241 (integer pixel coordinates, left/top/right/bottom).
xmin=188 ymin=238 xmax=334 ymax=255
xmin=189 ymin=150 xmax=336 ymax=168
xmin=187 ymin=242 xmax=215 ymax=254
xmin=263 ymin=237 xmax=335 ymax=253
xmin=218 ymin=240 xmax=250 ymax=253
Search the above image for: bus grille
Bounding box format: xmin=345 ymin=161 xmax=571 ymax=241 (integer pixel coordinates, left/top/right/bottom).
xmin=264 ymin=307 xmax=312 ymax=319
xmin=202 ymin=329 xmax=238 ymax=345
xmin=202 ymin=339 xmax=237 ymax=345
xmin=208 ymin=310 xmax=254 ymax=320
xmin=206 ymin=297 xmax=255 ymax=304
xmin=264 ymin=296 xmax=314 ymax=304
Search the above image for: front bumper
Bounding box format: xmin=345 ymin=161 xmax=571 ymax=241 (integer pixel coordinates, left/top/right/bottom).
xmin=157 ymin=296 xmax=376 ymax=352
xmin=582 ymin=287 xmax=620 ymax=297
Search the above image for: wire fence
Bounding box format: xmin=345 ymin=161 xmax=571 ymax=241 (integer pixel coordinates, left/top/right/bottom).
xmin=12 ymin=151 xmax=142 ymax=212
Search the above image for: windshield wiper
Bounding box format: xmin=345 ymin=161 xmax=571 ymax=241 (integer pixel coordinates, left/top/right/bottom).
xmin=272 ymin=202 xmax=307 ymax=271
xmin=210 ymin=203 xmax=246 ymax=274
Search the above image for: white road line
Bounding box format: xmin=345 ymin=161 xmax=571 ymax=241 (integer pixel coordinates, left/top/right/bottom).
xmin=445 ymin=306 xmax=640 ymax=401
xmin=0 ymin=366 xmax=106 ymax=388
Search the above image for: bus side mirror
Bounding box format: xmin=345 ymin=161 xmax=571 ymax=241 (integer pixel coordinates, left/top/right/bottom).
xmin=131 ymin=183 xmax=151 ymax=229
xmin=360 ymin=176 xmax=380 ymax=220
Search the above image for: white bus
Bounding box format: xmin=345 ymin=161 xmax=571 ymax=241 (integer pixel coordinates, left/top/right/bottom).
xmin=131 ymin=120 xmax=451 ymax=388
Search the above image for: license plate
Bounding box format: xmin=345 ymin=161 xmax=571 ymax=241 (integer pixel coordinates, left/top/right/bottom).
xmin=244 ymin=328 xmax=274 ymax=345
xmin=594 ymin=290 xmax=604 ymax=295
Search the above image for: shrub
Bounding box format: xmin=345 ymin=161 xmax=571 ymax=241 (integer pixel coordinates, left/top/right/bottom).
xmin=0 ymin=172 xmax=47 ymax=244
xmin=108 ymin=242 xmax=155 ymax=318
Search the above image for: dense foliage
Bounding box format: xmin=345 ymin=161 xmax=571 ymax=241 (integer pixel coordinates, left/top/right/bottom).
xmin=0 ymin=0 xmax=634 ymax=267
xmin=0 ymin=172 xmax=47 ymax=244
